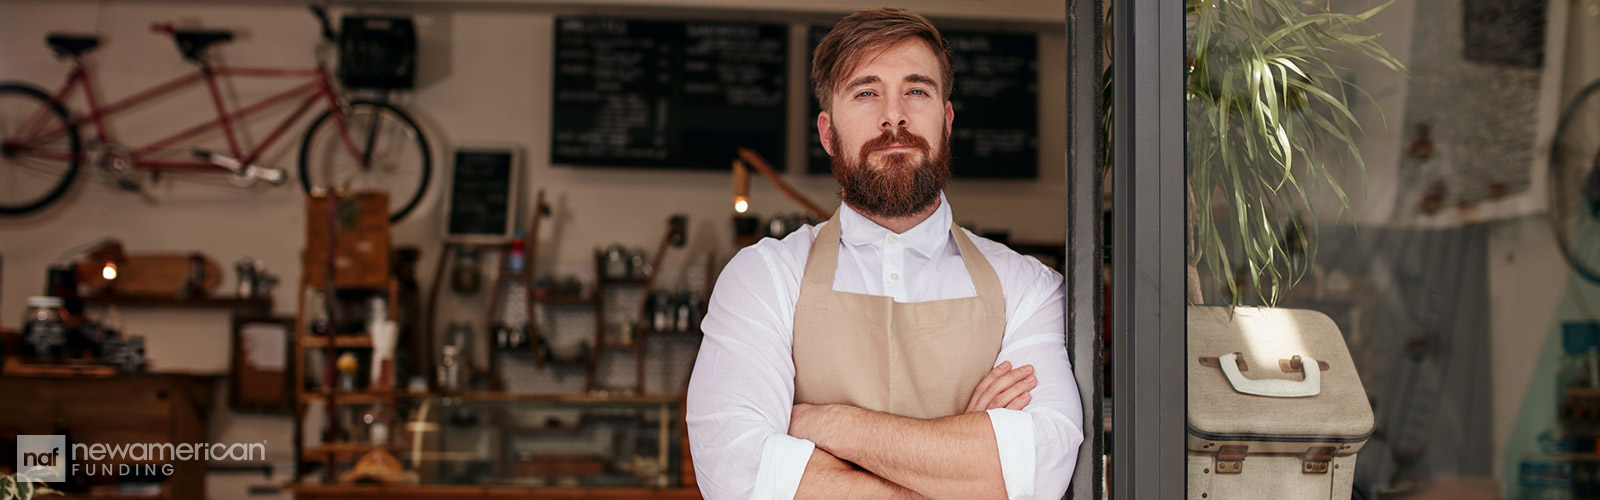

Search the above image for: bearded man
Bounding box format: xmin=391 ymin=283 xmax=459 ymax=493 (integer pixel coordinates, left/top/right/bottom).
xmin=686 ymin=8 xmax=1083 ymax=500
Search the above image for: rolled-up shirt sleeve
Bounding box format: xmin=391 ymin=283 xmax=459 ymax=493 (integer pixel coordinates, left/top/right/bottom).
xmin=687 ymin=243 xmax=812 ymax=500
xmin=985 ymin=263 xmax=1084 ymax=499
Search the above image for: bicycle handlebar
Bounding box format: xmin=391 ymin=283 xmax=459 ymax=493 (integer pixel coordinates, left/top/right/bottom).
xmin=309 ymin=5 xmax=335 ymax=42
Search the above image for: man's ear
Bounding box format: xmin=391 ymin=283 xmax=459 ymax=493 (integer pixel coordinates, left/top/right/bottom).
xmin=945 ymin=100 xmax=954 ymax=132
xmin=818 ymin=110 xmax=835 ymax=157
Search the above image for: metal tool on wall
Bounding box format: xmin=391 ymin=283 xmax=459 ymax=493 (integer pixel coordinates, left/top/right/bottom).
xmin=487 ymin=189 xmax=552 ymax=373
xmin=633 ymin=215 xmax=688 ymax=335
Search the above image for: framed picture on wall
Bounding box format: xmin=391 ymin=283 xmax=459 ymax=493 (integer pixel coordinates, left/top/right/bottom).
xmin=443 ymin=146 xmax=522 ymax=243
xmin=229 ymin=316 xmax=295 ymax=414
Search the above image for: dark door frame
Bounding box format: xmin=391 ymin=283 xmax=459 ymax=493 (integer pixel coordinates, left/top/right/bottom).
xmin=1067 ymin=0 xmax=1189 ymax=497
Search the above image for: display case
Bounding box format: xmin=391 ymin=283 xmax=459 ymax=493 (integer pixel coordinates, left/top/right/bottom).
xmin=293 ymin=393 xmax=696 ymax=498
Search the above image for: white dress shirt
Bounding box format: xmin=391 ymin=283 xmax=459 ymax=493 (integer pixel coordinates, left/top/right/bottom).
xmin=686 ymin=193 xmax=1084 ymax=500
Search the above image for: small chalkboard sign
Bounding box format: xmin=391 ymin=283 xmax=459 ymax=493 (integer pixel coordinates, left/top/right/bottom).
xmin=444 ymin=147 xmax=520 ymax=243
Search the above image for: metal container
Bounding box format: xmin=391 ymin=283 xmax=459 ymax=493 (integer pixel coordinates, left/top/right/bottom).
xmin=21 ymin=296 xmax=66 ymax=363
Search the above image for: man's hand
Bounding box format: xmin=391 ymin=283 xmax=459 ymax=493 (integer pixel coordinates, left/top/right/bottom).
xmin=964 ymin=361 xmax=1036 ymax=413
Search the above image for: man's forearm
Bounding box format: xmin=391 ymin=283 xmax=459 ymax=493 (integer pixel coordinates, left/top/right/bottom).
xmin=800 ymin=405 xmax=1007 ymax=500
xmin=795 ymin=447 xmax=928 ymax=500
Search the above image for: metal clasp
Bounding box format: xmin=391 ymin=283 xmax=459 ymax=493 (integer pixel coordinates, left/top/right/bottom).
xmin=1215 ymin=445 xmax=1247 ymax=474
xmin=1301 ymin=446 xmax=1336 ymax=474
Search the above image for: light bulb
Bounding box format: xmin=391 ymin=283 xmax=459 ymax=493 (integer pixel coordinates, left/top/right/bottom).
xmin=102 ymin=262 xmax=118 ymax=280
xmin=734 ymin=199 xmax=749 ymax=213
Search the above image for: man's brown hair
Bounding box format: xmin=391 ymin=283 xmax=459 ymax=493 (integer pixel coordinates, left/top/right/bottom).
xmin=810 ymin=8 xmax=953 ymax=112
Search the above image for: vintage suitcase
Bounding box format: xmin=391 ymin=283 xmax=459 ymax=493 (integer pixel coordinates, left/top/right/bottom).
xmin=1187 ymin=306 xmax=1374 ymax=500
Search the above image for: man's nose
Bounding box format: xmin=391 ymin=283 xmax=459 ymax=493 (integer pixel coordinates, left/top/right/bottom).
xmin=880 ymin=98 xmax=908 ymax=130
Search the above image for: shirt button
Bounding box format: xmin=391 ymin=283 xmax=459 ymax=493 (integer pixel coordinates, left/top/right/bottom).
xmin=889 ymin=273 xmax=900 ymax=281
xmin=887 ymin=235 xmax=898 ymax=244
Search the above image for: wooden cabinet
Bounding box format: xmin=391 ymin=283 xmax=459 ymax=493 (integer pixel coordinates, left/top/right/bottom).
xmin=0 ymin=373 xmax=218 ymax=500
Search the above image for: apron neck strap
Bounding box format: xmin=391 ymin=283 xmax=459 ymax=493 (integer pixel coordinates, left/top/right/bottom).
xmin=950 ymin=225 xmax=1004 ymax=299
xmin=801 ymin=210 xmax=845 ymax=289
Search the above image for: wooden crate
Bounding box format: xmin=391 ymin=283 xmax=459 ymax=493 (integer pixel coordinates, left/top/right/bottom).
xmin=305 ymin=192 xmax=391 ymax=289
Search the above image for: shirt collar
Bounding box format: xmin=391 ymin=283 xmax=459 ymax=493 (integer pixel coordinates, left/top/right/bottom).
xmin=837 ymin=192 xmax=953 ymax=258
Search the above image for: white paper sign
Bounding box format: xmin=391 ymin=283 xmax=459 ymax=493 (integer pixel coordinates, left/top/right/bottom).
xmin=241 ymin=323 xmax=287 ymax=372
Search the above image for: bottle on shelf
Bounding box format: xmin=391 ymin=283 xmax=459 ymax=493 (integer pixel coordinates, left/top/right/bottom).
xmin=364 ymin=402 xmax=392 ymax=447
xmin=307 ymin=289 xmax=330 ymax=336
xmin=438 ymin=322 xmax=473 ymax=392
xmin=452 ymin=248 xmax=483 ymax=293
xmin=336 ymin=351 xmax=360 ymax=392
xmin=496 ymin=233 xmax=532 ymax=350
xmin=438 ymin=345 xmax=462 ymax=392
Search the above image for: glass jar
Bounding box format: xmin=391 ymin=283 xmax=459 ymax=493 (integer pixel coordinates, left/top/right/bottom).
xmin=22 ymin=296 xmax=66 ymax=363
xmin=451 ymin=248 xmax=483 ymax=293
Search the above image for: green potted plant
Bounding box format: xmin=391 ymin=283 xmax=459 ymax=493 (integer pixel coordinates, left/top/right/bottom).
xmin=0 ymin=474 xmax=59 ymax=500
xmin=1184 ymin=0 xmax=1404 ymax=304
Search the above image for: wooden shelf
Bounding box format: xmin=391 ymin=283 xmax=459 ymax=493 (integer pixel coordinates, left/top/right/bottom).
xmin=537 ymin=293 xmax=595 ymax=305
xmin=61 ymin=492 xmax=164 ymax=500
xmin=545 ymin=355 xmax=592 ymax=366
xmin=1569 ymin=387 xmax=1600 ymax=398
xmin=299 ymin=391 xmax=677 ymax=405
xmin=2 ymin=359 xmax=117 ymax=377
xmin=449 ymin=392 xmax=680 ymax=404
xmin=300 ymin=390 xmax=413 ymax=405
xmin=301 ymin=442 xmax=402 ymax=461
xmin=501 ymin=422 xmax=584 ymax=434
xmin=639 ymin=328 xmax=702 ymax=336
xmin=1553 ymin=452 xmax=1600 ymax=462
xmin=301 ymin=335 xmax=374 ymax=348
xmin=288 ymin=484 xmax=705 ymax=499
xmin=83 ymin=294 xmax=272 ymax=310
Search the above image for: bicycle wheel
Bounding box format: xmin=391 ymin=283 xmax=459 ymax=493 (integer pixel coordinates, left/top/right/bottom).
xmin=1549 ymin=79 xmax=1600 ymax=285
xmin=0 ymin=83 xmax=80 ymax=215
xmin=298 ymin=100 xmax=431 ymax=224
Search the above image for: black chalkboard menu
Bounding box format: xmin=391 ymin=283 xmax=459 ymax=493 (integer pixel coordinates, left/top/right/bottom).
xmin=806 ymin=27 xmax=1038 ymax=179
xmin=551 ymin=17 xmax=788 ymax=169
xmin=446 ymin=148 xmax=518 ymax=242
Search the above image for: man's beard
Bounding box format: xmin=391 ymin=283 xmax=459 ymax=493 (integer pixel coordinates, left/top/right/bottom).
xmin=830 ymin=126 xmax=952 ymax=219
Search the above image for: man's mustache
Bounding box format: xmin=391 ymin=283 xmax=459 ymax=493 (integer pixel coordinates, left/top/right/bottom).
xmin=857 ymin=128 xmax=932 ymax=163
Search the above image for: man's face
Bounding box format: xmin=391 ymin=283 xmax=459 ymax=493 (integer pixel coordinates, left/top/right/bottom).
xmin=819 ymin=38 xmax=955 ymax=218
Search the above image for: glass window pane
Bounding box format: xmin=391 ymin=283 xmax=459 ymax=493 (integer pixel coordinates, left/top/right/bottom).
xmin=1183 ymin=0 xmax=1577 ymax=498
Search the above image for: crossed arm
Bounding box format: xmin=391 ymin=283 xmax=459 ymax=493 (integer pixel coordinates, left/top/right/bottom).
xmin=788 ymin=363 xmax=1037 ymax=500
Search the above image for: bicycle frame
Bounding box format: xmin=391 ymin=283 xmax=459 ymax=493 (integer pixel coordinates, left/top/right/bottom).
xmin=11 ymin=58 xmax=365 ymax=173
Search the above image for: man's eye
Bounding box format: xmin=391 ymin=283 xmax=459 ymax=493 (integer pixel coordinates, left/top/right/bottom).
xmin=855 ymin=91 xmax=876 ymax=98
xmin=909 ymin=89 xmax=929 ymax=96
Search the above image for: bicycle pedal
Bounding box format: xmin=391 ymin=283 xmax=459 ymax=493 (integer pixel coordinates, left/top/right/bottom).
xmin=254 ymin=166 xmax=287 ymax=186
xmin=196 ymin=150 xmax=243 ymax=170
xmin=114 ymin=176 xmax=142 ymax=192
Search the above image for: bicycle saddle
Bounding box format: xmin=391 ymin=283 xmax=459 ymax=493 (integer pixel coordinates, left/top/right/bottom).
xmin=174 ymin=29 xmax=234 ymax=63
xmin=46 ymin=34 xmax=100 ymax=59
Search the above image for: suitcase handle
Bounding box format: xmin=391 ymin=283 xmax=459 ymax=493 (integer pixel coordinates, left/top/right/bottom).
xmin=1218 ymin=352 xmax=1321 ymax=398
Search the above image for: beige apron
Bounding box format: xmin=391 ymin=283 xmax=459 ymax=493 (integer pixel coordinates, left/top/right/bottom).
xmin=792 ymin=211 xmax=1007 ymax=419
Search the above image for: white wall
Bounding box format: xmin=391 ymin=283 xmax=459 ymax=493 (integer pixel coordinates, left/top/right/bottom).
xmin=0 ymin=1 xmax=1066 ymax=498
